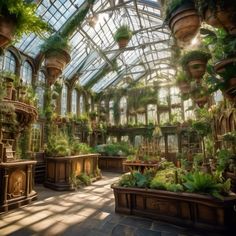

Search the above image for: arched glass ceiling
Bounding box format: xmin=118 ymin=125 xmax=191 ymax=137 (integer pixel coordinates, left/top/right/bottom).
xmin=15 ymin=0 xmax=175 ymax=92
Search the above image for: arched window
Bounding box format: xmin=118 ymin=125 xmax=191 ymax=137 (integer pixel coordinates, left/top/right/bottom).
xmin=109 ymin=100 xmax=114 ymax=125
xmin=71 ymin=89 xmax=78 ymax=115
xmin=4 ymin=50 xmax=16 ymax=73
xmin=79 ymin=94 xmax=85 ymax=115
xmin=36 ymin=71 xmax=46 ymax=112
xmin=61 ymin=84 xmax=68 ymax=115
xmin=21 ymin=61 xmax=33 ymax=85
xmin=120 ymin=96 xmax=127 ymax=125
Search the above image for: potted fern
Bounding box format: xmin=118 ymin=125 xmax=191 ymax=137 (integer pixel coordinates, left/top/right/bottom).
xmin=113 ymin=25 xmax=133 ymax=49
xmin=0 ymin=0 xmax=49 ymax=48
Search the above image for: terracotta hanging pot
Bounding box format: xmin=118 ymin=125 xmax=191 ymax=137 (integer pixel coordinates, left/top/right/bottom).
xmin=45 ymin=49 xmax=71 ymax=85
xmin=205 ymin=6 xmax=236 ymax=35
xmin=169 ymin=4 xmax=200 ymax=43
xmin=117 ymin=38 xmax=129 ymax=49
xmin=0 ymin=16 xmax=16 ymax=48
xmin=187 ymin=59 xmax=207 ymax=81
xmin=214 ymin=57 xmax=236 ymax=95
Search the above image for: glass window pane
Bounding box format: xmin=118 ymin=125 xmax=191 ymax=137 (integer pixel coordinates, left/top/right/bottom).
xmin=61 ymin=84 xmax=68 ymax=115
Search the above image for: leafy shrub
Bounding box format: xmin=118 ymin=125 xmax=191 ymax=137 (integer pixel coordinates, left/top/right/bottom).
xmin=182 ymin=171 xmax=231 ymax=199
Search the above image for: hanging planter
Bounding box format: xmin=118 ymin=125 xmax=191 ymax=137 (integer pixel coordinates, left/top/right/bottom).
xmin=113 ymin=25 xmax=133 ymax=49
xmin=44 ymin=49 xmax=71 ymax=83
xmin=194 ymin=96 xmax=208 ymax=108
xmin=195 ymin=0 xmax=236 ymax=35
xmin=214 ymin=57 xmax=236 ymax=101
xmin=181 ymin=50 xmax=211 ymax=81
xmin=0 ymin=1 xmax=49 ymax=49
xmin=165 ymin=0 xmax=200 ymax=43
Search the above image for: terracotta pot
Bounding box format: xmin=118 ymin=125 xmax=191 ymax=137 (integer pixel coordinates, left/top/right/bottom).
xmin=187 ymin=59 xmax=207 ymax=80
xmin=0 ymin=16 xmax=16 ymax=48
xmin=117 ymin=38 xmax=129 ymax=49
xmin=169 ymin=4 xmax=200 ymax=43
xmin=205 ymin=7 xmax=236 ymax=35
xmin=194 ymin=96 xmax=208 ymax=108
xmin=45 ymin=49 xmax=71 ymax=83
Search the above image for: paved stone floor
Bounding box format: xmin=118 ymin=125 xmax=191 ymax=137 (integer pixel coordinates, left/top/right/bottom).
xmin=0 ymin=172 xmax=227 ymax=236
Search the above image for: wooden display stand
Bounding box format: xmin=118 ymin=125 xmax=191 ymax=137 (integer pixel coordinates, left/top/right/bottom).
xmin=44 ymin=154 xmax=101 ymax=191
xmin=0 ymin=98 xmax=38 ymax=213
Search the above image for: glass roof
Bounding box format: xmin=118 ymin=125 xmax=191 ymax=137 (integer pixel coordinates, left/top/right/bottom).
xmin=15 ymin=0 xmax=175 ymax=92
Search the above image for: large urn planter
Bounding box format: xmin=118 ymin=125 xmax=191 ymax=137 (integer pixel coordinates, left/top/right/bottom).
xmin=111 ymin=184 xmax=236 ymax=233
xmin=168 ymin=3 xmax=200 ymax=43
xmin=45 ymin=49 xmax=71 ymax=83
xmin=0 ymin=16 xmax=16 ymax=48
xmin=44 ymin=154 xmax=100 ymax=191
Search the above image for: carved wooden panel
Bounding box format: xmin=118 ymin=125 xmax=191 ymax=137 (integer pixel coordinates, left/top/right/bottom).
xmin=8 ymin=169 xmax=26 ymax=199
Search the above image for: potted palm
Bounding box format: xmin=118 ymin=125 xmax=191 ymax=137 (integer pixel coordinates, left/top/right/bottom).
xmin=113 ymin=25 xmax=133 ymax=49
xmin=164 ymin=0 xmax=200 ymax=44
xmin=180 ymin=50 xmax=211 ymax=81
xmin=0 ymin=0 xmax=49 ymax=48
xmin=195 ymin=0 xmax=236 ymax=35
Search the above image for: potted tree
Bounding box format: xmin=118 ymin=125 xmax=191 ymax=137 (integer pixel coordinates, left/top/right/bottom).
xmin=0 ymin=0 xmax=49 ymax=48
xmin=195 ymin=0 xmax=236 ymax=35
xmin=164 ymin=0 xmax=200 ymax=44
xmin=180 ymin=50 xmax=211 ymax=81
xmin=113 ymin=25 xmax=133 ymax=49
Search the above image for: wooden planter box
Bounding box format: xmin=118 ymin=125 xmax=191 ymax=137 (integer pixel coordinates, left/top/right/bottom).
xmin=98 ymin=155 xmax=127 ymax=173
xmin=44 ymin=154 xmax=100 ymax=191
xmin=0 ymin=160 xmax=37 ymax=213
xmin=111 ymin=185 xmax=236 ymax=233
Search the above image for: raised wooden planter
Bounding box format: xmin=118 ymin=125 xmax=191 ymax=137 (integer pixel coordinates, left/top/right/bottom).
xmin=98 ymin=155 xmax=127 ymax=173
xmin=111 ymin=184 xmax=236 ymax=233
xmin=0 ymin=160 xmax=37 ymax=213
xmin=44 ymin=154 xmax=100 ymax=191
xmin=122 ymin=162 xmax=159 ymax=173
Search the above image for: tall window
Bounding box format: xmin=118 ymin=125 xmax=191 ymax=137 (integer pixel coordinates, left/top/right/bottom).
xmin=36 ymin=71 xmax=45 ymax=112
xmin=4 ymin=51 xmax=16 ymax=73
xmin=61 ymin=84 xmax=68 ymax=115
xmin=170 ymin=87 xmax=181 ymax=105
xmin=147 ymin=104 xmax=157 ymax=124
xmin=158 ymin=87 xmax=169 ymax=106
xmin=71 ymin=89 xmax=78 ymax=115
xmin=79 ymin=94 xmax=85 ymax=115
xmin=87 ymin=96 xmax=92 ymax=112
xmin=214 ymin=90 xmax=223 ymax=104
xmin=120 ymin=96 xmax=127 ymax=125
xmin=21 ymin=61 xmax=33 ymax=85
xmin=183 ymin=99 xmax=195 ymax=120
xmin=137 ymin=113 xmax=145 ymax=125
xmin=109 ymin=100 xmax=114 ymax=125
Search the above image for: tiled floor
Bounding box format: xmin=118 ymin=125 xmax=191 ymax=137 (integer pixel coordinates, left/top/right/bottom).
xmin=0 ymin=172 xmax=227 ymax=236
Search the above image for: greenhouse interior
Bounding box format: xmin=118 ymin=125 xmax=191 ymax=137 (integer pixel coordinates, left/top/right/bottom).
xmin=0 ymin=0 xmax=236 ymax=235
